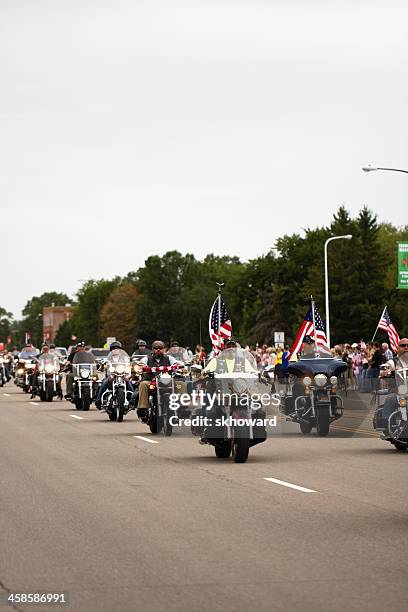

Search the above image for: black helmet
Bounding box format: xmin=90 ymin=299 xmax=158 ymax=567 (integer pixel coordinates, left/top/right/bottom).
xmin=225 ymin=338 xmax=237 ymax=348
xmin=110 ymin=340 xmax=122 ymax=350
xmin=76 ymin=341 xmax=86 ymax=348
xmin=170 ymin=340 xmax=179 ymax=347
xmin=136 ymin=339 xmax=147 ymax=347
xmin=303 ymin=335 xmax=315 ymax=345
xmin=49 ymin=343 xmax=56 ymax=349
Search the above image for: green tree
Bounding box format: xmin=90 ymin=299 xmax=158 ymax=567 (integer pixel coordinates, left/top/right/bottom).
xmin=21 ymin=292 xmax=71 ymax=347
xmin=100 ymin=283 xmax=140 ymax=352
xmin=71 ymin=278 xmax=121 ymax=346
xmin=0 ymin=307 xmax=13 ymax=346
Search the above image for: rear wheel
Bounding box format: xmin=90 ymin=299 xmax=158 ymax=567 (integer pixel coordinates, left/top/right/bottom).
xmin=392 ymin=439 xmax=408 ymax=452
xmin=116 ymin=388 xmax=125 ymax=422
xmin=316 ymin=408 xmax=330 ymax=437
xmin=299 ymin=421 xmax=313 ymax=434
xmin=215 ymin=440 xmax=232 ymax=459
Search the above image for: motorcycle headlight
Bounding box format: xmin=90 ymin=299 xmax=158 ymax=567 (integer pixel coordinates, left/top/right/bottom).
xmin=45 ymin=364 xmax=55 ymax=374
xmin=80 ymin=369 xmax=90 ymax=378
xmin=160 ymin=373 xmax=172 ymax=386
xmin=17 ymin=368 xmax=24 ymax=375
xmin=115 ymin=364 xmax=125 ymax=374
xmin=314 ymin=374 xmax=327 ymax=387
xmin=330 ymin=376 xmax=338 ymax=385
xmin=303 ymin=376 xmax=312 ymax=386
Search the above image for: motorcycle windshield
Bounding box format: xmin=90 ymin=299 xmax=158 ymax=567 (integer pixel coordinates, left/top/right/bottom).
xmin=38 ymin=353 xmax=60 ymax=372
xmin=210 ymin=348 xmax=258 ymax=376
xmin=107 ymin=349 xmax=131 ymax=375
xmin=167 ymin=347 xmax=189 ymax=363
xmin=396 ymin=366 xmax=408 ymax=392
xmin=301 ymin=346 xmax=333 ymax=359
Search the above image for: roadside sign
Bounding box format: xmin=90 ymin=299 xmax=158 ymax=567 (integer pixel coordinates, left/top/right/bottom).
xmin=274 ymin=332 xmax=285 ymax=347
xmin=398 ymin=242 xmax=408 ymax=289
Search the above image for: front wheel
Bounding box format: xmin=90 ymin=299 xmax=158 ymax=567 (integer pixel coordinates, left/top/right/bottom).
xmin=116 ymin=387 xmax=125 ymax=422
xmin=392 ymin=439 xmax=408 ymax=452
xmin=232 ymin=426 xmax=250 ymax=463
xmin=316 ymin=408 xmax=330 ymax=437
xmin=46 ymin=382 xmax=54 ymax=402
xmin=81 ymin=387 xmax=91 ymax=411
xmin=299 ymin=421 xmax=313 ymax=434
xmin=162 ymin=413 xmax=173 ymax=437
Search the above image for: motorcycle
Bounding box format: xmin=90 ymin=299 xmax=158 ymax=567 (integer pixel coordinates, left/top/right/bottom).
xmin=134 ymin=363 xmax=182 ymax=436
xmin=373 ymin=366 xmax=408 ymax=452
xmin=15 ymin=358 xmax=37 ymax=392
xmin=70 ymin=362 xmax=99 ymax=411
xmin=36 ymin=354 xmax=62 ymax=402
xmin=281 ymin=346 xmax=347 ymax=436
xmin=199 ymin=348 xmax=267 ymax=463
xmin=0 ymin=355 xmax=8 ymax=386
xmin=100 ymin=349 xmax=133 ymax=422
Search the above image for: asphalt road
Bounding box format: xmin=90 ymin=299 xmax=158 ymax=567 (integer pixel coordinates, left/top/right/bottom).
xmin=1 ymin=384 xmax=407 ymax=612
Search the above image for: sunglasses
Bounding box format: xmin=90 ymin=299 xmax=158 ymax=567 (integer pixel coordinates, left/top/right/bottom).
xmin=399 ymin=344 xmax=408 ymax=348
xmin=153 ymin=346 xmax=164 ymax=350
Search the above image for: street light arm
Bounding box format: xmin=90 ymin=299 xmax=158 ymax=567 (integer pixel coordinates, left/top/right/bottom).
xmin=362 ymin=166 xmax=408 ymax=174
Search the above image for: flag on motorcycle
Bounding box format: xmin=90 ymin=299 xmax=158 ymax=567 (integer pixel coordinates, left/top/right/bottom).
xmin=377 ymin=307 xmax=400 ymax=353
xmin=289 ymin=305 xmax=329 ymax=356
xmin=209 ymin=295 xmax=232 ymax=354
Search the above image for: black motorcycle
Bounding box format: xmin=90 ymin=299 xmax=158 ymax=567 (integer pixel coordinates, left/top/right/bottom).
xmin=282 ymin=348 xmax=347 ymax=436
xmin=373 ymin=366 xmax=408 ymax=452
xmin=70 ymin=362 xmax=99 ymax=411
xmin=100 ymin=349 xmax=133 ymax=422
xmin=199 ymin=348 xmax=267 ymax=463
xmin=135 ymin=364 xmax=181 ymax=436
xmin=37 ymin=354 xmax=62 ymax=402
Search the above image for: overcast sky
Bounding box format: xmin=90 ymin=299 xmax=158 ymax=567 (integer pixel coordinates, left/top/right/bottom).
xmin=1 ymin=0 xmax=407 ymax=317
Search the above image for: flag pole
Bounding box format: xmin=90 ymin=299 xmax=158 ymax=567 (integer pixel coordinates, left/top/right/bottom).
xmin=371 ymin=305 xmax=387 ymax=342
xmin=311 ymin=295 xmax=320 ymax=358
xmin=216 ymin=282 xmax=224 ymax=349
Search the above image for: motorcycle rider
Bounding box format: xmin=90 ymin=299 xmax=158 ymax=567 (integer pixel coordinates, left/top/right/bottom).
xmin=202 ymin=338 xmax=257 ymax=374
xmin=377 ymin=337 xmax=408 ymax=424
xmin=19 ymin=342 xmax=39 ymax=360
xmin=131 ymin=339 xmax=150 ymax=359
xmin=65 ymin=341 xmax=96 ymax=399
xmin=167 ymin=340 xmax=189 ymax=364
xmin=31 ymin=344 xmax=63 ymax=399
xmin=95 ymin=341 xmax=133 ymax=409
xmin=135 ymin=340 xmax=178 ymax=419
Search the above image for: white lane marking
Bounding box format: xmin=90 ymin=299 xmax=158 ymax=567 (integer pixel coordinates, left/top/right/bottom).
xmin=70 ymin=414 xmax=84 ymax=420
xmin=133 ymin=435 xmax=159 ymax=445
xmin=264 ymin=477 xmax=317 ymax=493
xmin=30 ymin=401 xmax=39 ymax=406
xmin=3 ymin=393 xmax=11 ymax=396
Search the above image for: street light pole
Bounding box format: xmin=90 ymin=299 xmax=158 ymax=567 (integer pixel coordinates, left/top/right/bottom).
xmin=362 ymin=165 xmax=408 ymax=175
xmin=324 ymin=234 xmax=352 ymax=348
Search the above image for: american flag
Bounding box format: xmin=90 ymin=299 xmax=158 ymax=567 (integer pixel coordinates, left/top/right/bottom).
xmin=378 ymin=307 xmax=400 ymax=353
xmin=209 ymin=295 xmax=232 ymax=353
xmin=290 ymin=306 xmax=330 ymax=356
